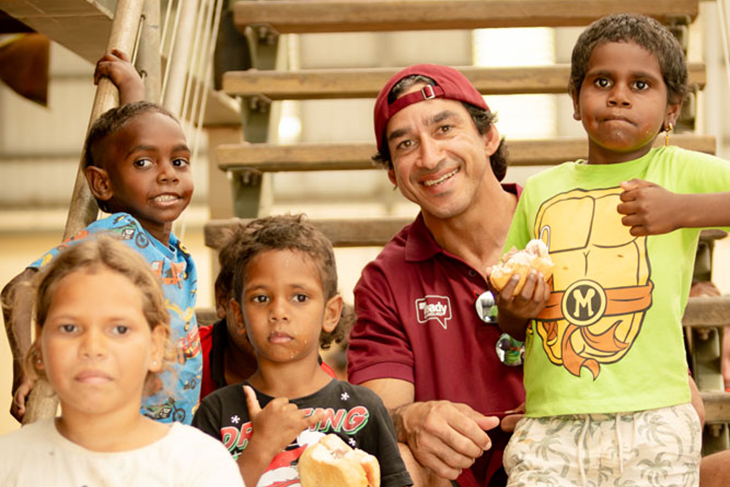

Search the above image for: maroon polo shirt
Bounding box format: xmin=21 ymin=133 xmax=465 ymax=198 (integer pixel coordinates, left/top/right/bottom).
xmin=348 ymin=184 xmax=525 ymax=487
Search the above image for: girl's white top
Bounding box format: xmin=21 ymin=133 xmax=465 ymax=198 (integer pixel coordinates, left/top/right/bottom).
xmin=0 ymin=418 xmax=245 ymax=487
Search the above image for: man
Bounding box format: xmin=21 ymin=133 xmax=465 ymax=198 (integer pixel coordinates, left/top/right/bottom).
xmin=347 ymin=64 xmax=525 ymax=487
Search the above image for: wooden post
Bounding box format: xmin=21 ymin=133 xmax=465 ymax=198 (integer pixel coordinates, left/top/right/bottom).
xmin=23 ymin=0 xmax=147 ymax=425
xmin=138 ymin=0 xmax=162 ymax=103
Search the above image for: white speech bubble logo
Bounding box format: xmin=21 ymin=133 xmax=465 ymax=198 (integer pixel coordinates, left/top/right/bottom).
xmin=415 ymin=295 xmax=452 ymax=330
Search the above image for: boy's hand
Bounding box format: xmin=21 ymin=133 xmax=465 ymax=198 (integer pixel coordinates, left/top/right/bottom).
xmin=487 ymin=268 xmax=550 ymax=341
xmin=618 ymin=179 xmax=684 ymax=236
xmin=243 ymin=385 xmax=323 ymax=459
xmin=10 ymin=376 xmax=35 ymax=422
xmin=500 ymin=402 xmax=525 ymax=433
xmin=94 ymin=49 xmax=145 ymax=104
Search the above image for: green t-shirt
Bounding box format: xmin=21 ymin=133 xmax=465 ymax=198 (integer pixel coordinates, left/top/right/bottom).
xmin=504 ymin=146 xmax=730 ymax=417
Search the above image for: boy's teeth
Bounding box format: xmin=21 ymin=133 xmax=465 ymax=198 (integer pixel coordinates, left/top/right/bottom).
xmin=154 ymin=195 xmax=176 ymax=202
xmin=423 ymin=169 xmax=457 ymax=187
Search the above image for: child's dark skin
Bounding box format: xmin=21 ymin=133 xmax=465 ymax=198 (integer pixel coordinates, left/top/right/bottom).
xmin=4 ymin=51 xmax=190 ymax=420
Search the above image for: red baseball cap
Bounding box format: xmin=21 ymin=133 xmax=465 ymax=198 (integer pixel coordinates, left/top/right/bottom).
xmin=373 ymin=64 xmax=490 ymax=153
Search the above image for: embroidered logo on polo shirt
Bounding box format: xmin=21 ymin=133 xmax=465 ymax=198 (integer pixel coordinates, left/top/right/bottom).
xmin=415 ymin=295 xmax=452 ymax=330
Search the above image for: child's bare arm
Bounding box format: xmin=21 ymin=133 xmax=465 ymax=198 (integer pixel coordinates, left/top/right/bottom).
xmin=2 ymin=268 xmax=38 ymax=422
xmin=237 ymin=386 xmax=323 ymax=486
xmin=619 ymin=179 xmax=730 ymax=235
xmin=487 ymin=269 xmax=551 ymax=341
xmin=93 ymin=49 xmax=145 ymax=104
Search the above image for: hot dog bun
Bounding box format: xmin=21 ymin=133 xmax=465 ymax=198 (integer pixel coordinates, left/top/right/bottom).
xmin=299 ymin=434 xmax=380 ymax=487
xmin=489 ymin=239 xmax=554 ymax=294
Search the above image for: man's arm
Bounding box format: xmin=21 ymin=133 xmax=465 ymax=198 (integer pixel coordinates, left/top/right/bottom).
xmin=2 ymin=268 xmax=39 ymax=422
xmin=361 ymin=378 xmax=498 ymax=482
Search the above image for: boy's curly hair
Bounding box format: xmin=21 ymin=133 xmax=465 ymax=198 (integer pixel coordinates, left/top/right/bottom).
xmin=570 ymin=13 xmax=689 ymax=105
xmin=83 ymin=101 xmax=180 ymax=212
xmin=371 ymin=74 xmax=509 ymax=182
xmin=231 ymin=214 xmax=352 ymax=349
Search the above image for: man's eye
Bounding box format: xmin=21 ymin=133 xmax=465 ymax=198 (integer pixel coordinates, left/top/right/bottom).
xmin=134 ymin=158 xmax=153 ymax=168
xmin=438 ymin=125 xmax=452 ymax=134
xmin=396 ymin=140 xmax=412 ymax=151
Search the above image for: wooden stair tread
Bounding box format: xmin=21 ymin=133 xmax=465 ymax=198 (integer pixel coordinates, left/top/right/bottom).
xmin=206 ymin=217 xmax=412 ymax=249
xmin=217 ymin=135 xmax=716 ymax=172
xmin=223 ymin=63 xmax=706 ymax=99
xmin=234 ymin=0 xmax=698 ymax=34
xmin=206 ymin=216 xmax=722 ymax=251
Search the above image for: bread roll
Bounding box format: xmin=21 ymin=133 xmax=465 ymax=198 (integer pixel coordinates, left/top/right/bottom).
xmin=298 ymin=434 xmax=380 ymax=487
xmin=489 ymin=239 xmax=554 ymax=294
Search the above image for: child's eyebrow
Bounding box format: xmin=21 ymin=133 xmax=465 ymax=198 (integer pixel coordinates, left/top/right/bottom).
xmin=126 ymin=144 xmax=191 ymax=157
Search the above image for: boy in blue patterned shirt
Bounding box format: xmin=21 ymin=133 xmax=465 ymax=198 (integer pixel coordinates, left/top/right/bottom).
xmin=4 ymin=53 xmax=202 ymax=424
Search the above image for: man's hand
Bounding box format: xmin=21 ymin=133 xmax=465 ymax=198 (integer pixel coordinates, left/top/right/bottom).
xmin=393 ymin=400 xmax=500 ymax=480
xmin=487 ymin=268 xmax=550 ymax=341
xmin=10 ymin=376 xmax=35 ymax=422
xmin=93 ymin=49 xmax=145 ymax=104
xmin=618 ymin=179 xmax=685 ymax=236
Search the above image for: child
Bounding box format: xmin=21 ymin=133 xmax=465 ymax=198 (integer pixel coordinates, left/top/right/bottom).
xmin=192 ymin=214 xmax=413 ymax=487
xmin=200 ymin=224 xmax=261 ymax=399
xmin=0 ymin=236 xmax=244 ymax=487
xmin=4 ymin=89 xmax=202 ymax=424
xmin=200 ymin=223 xmax=339 ymax=399
xmin=493 ymin=13 xmax=730 ymax=486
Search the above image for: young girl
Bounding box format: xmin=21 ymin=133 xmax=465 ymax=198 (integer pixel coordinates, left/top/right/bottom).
xmin=0 ymin=236 xmax=244 ymax=487
xmin=192 ymin=214 xmax=412 ymax=487
xmin=495 ymin=13 xmax=730 ymax=487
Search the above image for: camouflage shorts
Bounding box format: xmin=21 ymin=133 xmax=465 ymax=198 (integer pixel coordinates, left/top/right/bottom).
xmin=504 ymin=403 xmax=701 ymax=487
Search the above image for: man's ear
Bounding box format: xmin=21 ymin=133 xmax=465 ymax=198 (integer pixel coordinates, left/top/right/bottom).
xmin=322 ymin=295 xmax=343 ymax=334
xmin=570 ymin=87 xmax=581 ymax=121
xmin=85 ymin=166 xmax=113 ymax=202
xmin=387 ymin=168 xmax=397 ymax=187
xmin=482 ymin=123 xmax=501 ymax=156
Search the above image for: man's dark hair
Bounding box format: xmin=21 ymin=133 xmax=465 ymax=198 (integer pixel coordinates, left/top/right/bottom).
xmin=372 ymin=75 xmax=509 ymax=182
xmin=569 ymin=13 xmax=689 ymax=105
xmin=231 ymin=214 xmax=351 ymax=349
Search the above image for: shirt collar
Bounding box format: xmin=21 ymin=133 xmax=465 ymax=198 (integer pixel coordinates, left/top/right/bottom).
xmin=404 ymin=183 xmax=521 ymax=263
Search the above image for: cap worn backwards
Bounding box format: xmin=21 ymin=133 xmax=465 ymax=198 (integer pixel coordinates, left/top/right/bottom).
xmin=373 ymin=64 xmax=489 ymax=153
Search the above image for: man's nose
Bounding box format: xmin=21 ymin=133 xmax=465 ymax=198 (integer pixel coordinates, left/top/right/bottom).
xmin=417 ymin=136 xmax=444 ymax=170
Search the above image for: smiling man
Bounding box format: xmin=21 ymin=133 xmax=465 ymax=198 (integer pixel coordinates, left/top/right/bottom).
xmin=347 ymin=65 xmax=525 ymax=487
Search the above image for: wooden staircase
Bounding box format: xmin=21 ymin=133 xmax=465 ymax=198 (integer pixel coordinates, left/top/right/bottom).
xmin=206 ymin=0 xmax=730 ymax=453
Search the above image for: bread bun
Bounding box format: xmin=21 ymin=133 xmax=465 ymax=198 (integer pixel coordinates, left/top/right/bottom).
xmin=489 ymin=239 xmax=554 ymax=294
xmin=299 ymin=434 xmax=380 ymax=487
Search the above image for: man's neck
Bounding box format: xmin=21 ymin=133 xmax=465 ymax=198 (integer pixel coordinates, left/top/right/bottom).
xmin=423 ymin=184 xmax=517 ymax=275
